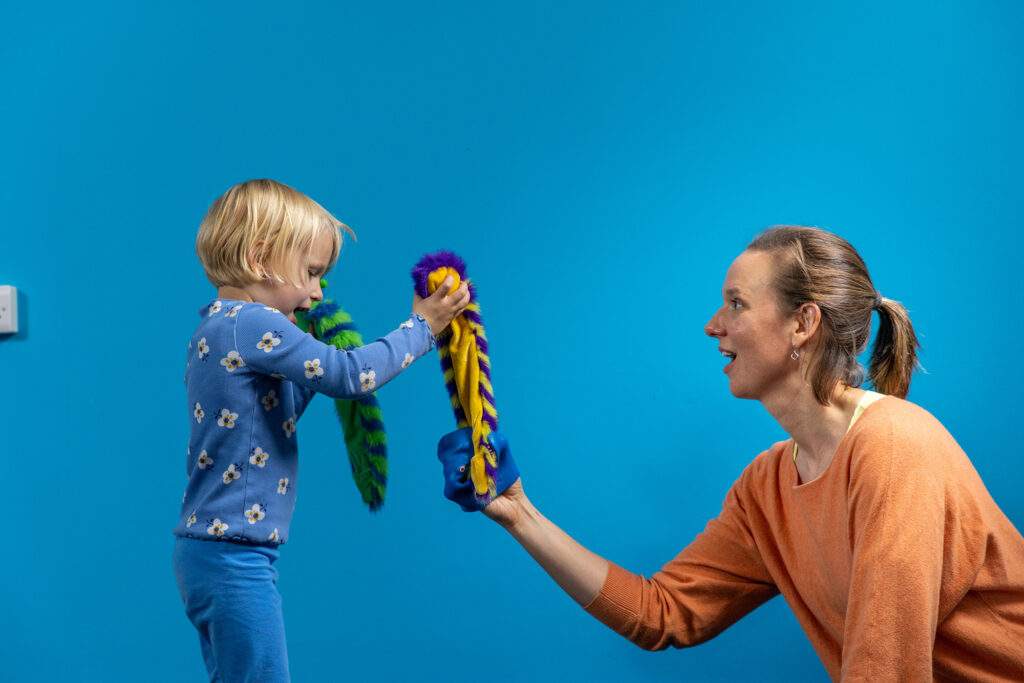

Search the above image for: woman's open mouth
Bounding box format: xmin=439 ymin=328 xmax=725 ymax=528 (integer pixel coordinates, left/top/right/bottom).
xmin=720 ymin=349 xmax=737 ymax=373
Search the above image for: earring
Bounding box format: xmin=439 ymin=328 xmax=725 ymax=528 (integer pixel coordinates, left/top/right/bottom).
xmin=790 ymin=348 xmax=801 ymax=361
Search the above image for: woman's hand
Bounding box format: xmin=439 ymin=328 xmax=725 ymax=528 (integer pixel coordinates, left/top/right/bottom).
xmin=413 ymin=276 xmax=471 ymax=336
xmin=436 ymin=429 xmax=608 ymax=606
xmin=482 ymin=478 xmax=528 ymax=530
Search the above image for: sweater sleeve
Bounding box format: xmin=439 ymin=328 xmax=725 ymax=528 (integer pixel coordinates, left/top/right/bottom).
xmin=291 ymin=384 xmax=317 ymax=420
xmin=233 ymin=304 xmax=434 ymax=400
xmin=839 ymin=414 xmax=988 ymax=682
xmin=584 ymin=470 xmax=779 ymax=650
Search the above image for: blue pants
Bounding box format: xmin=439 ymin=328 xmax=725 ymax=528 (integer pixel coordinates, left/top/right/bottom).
xmin=173 ymin=537 xmax=290 ymax=682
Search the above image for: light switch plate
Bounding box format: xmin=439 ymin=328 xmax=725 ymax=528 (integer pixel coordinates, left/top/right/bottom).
xmin=0 ymin=286 xmax=18 ymax=334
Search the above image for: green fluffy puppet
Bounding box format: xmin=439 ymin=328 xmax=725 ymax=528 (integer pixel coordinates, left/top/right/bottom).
xmin=295 ymin=280 xmax=388 ymax=510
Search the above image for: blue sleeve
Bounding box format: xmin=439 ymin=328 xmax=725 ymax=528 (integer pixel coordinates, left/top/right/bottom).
xmin=234 ymin=304 xmax=435 ymax=400
xmin=291 ymin=384 xmax=317 ymax=420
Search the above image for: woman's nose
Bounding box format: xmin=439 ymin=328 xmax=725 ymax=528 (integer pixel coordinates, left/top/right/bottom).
xmin=704 ymin=311 xmax=723 ymax=337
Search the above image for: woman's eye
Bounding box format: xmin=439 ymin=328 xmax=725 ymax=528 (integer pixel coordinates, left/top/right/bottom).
xmin=729 ymin=298 xmax=742 ymax=310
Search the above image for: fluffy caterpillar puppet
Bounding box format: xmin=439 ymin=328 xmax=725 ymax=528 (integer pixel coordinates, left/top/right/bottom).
xmin=412 ymin=252 xmax=517 ymax=510
xmin=296 ymin=280 xmax=388 ymax=511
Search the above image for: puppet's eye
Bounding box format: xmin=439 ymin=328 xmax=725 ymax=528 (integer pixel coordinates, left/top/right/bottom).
xmin=457 ymin=465 xmax=466 ymax=474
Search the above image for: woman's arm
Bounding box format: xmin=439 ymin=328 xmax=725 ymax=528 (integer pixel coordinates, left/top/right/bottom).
xmin=487 ymin=480 xmax=609 ymax=605
xmin=840 ymin=416 xmax=989 ymax=681
xmin=464 ymin=461 xmax=779 ymax=650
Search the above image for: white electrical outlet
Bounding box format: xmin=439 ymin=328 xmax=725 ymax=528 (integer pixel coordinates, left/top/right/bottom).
xmin=0 ymin=286 xmax=18 ymax=334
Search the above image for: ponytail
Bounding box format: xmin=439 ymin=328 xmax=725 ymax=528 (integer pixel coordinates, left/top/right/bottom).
xmin=868 ymin=297 xmax=920 ymax=398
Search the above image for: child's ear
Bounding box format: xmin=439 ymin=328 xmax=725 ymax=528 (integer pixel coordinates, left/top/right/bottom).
xmin=247 ymin=241 xmax=270 ymax=280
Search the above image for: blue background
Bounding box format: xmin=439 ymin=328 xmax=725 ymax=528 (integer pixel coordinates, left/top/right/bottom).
xmin=3 ymin=2 xmax=1022 ymax=681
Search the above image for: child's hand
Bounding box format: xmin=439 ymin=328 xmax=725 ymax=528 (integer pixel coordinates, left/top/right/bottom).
xmin=413 ymin=276 xmax=471 ymax=336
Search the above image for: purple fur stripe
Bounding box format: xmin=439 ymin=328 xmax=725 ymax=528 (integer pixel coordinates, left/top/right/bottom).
xmin=478 ymin=435 xmax=498 ymax=473
xmin=411 ymin=251 xmax=478 ymax=301
xmin=483 ymin=413 xmax=498 ymax=431
xmin=444 ymin=379 xmax=459 ymax=395
xmin=480 ymin=385 xmax=496 ymax=407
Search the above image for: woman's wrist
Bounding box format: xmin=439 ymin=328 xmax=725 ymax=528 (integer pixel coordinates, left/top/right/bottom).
xmin=497 ymin=491 xmax=610 ymax=606
xmin=502 ymin=493 xmax=540 ymax=537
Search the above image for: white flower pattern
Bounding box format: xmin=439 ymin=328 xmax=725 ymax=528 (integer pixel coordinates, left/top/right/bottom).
xmin=220 ymin=350 xmax=245 ymax=372
xmin=194 ymin=402 xmax=205 ymax=423
xmin=277 ymin=478 xmax=289 ymax=495
xmin=245 ymin=503 xmax=266 ymax=525
xmin=282 ymin=416 xmax=296 ymax=438
xmin=360 ymin=368 xmax=377 ymax=392
xmin=268 ymin=528 xmax=280 ymax=543
xmin=207 ymin=518 xmax=228 ymax=536
xmin=226 ymin=304 xmax=243 ymax=318
xmin=197 ymin=337 xmax=209 ymax=360
xmin=400 ymin=318 xmax=414 ymax=330
xmin=186 ymin=510 xmax=197 ymax=528
xmin=197 ymin=450 xmax=213 ymax=470
xmin=217 ymin=409 xmax=239 ymax=429
xmin=222 ymin=463 xmax=241 ymax=484
xmin=249 ymin=447 xmax=270 ymax=468
xmin=401 ymin=353 xmax=414 ymax=369
xmin=208 ymin=301 xmax=223 ymax=316
xmin=303 ymin=358 xmax=324 ymax=380
xmin=257 ymin=331 xmax=282 ymax=353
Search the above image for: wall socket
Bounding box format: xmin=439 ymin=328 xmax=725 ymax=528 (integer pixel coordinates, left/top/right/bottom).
xmin=0 ymin=286 xmax=18 ymax=334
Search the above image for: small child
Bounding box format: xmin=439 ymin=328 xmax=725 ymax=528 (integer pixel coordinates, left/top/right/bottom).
xmin=172 ymin=179 xmax=468 ymax=682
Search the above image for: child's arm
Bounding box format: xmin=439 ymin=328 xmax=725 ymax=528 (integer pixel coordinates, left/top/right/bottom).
xmin=291 ymin=383 xmax=318 ymax=420
xmin=234 ymin=304 xmax=433 ymax=399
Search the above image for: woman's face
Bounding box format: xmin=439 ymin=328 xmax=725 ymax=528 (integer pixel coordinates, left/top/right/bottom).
xmin=704 ymin=250 xmax=800 ymax=400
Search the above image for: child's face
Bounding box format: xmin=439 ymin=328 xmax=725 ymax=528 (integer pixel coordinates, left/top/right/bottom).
xmin=257 ymin=231 xmax=333 ymax=324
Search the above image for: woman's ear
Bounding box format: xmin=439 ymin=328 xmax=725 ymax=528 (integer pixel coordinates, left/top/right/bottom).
xmin=793 ymin=302 xmax=822 ymax=349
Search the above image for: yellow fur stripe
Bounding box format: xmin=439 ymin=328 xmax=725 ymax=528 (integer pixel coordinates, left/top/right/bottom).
xmin=427 ymin=266 xmax=499 ymax=497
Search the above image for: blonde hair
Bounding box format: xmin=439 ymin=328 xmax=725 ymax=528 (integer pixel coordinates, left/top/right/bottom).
xmin=196 ymin=179 xmax=354 ymax=288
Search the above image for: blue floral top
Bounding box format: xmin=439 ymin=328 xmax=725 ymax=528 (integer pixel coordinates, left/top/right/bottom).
xmin=173 ymin=299 xmax=435 ymax=545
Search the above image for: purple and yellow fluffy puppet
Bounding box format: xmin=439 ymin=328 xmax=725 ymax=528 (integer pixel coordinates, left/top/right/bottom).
xmin=412 ymin=251 xmax=518 ymax=511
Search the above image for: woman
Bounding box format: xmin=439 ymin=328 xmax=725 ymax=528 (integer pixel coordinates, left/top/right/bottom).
xmin=438 ymin=226 xmax=1024 ymax=681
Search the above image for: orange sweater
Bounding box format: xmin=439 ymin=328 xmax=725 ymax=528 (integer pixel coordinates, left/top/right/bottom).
xmin=585 ymin=397 xmax=1024 ymax=681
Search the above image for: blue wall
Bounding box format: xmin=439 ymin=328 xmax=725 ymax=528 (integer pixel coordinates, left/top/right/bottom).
xmin=3 ymin=2 xmax=1022 ymax=681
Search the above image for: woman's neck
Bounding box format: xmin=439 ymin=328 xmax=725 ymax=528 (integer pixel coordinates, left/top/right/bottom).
xmin=761 ymin=380 xmax=865 ymax=480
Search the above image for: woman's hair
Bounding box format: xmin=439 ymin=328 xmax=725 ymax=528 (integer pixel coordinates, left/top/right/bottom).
xmin=747 ymin=225 xmax=920 ymax=404
xmin=196 ymin=179 xmax=354 ymax=288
